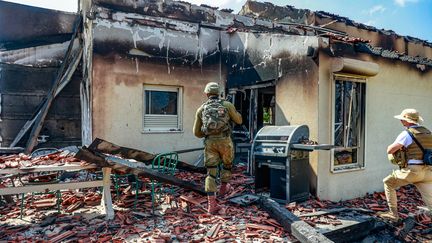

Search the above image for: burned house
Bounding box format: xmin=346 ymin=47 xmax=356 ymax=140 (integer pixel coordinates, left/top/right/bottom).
xmin=81 ymin=0 xmax=432 ymax=201
xmin=1 ymin=0 xmax=432 ymax=202
xmin=0 ymin=1 xmax=82 ymax=149
xmin=237 ymin=1 xmax=432 ymax=201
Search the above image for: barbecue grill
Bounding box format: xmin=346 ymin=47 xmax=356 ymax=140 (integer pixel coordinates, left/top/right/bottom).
xmin=252 ymin=125 xmax=333 ymax=203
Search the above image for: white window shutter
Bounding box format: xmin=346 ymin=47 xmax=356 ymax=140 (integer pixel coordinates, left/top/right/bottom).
xmin=144 ymin=114 xmax=178 ymax=130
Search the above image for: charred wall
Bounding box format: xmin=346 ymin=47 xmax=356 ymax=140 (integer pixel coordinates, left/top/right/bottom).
xmin=222 ymin=33 xmax=320 ymax=88
xmin=0 ymin=64 xmax=82 ymax=148
xmin=0 ymin=1 xmax=77 ymax=50
xmin=92 ymin=6 xmax=321 ymax=88
xmin=239 ymin=1 xmax=432 ymax=60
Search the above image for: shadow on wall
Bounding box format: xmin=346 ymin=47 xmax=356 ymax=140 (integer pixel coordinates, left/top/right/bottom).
xmin=309 ymin=162 xmax=318 ymax=196
xmin=274 ymin=103 xmax=319 ymax=196
xmin=275 ymin=103 xmax=290 ymax=126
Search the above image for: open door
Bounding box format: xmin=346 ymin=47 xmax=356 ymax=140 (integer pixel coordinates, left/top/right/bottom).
xmin=228 ymin=83 xmax=275 ymax=174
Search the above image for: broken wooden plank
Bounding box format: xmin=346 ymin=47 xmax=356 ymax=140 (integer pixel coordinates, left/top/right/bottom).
xmin=74 ymin=147 xmax=109 ymax=166
xmin=246 ymin=223 xmax=276 ymax=232
xmin=206 ymin=223 xmax=222 ymax=238
xmin=75 ymin=147 xmax=207 ymax=195
xmin=179 ymin=195 xmax=203 ymax=206
xmin=50 ymin=230 xmax=76 ymax=243
xmin=0 ymin=180 xmax=103 ymax=196
xmin=88 ymin=138 xmax=206 ymax=173
xmin=259 ymin=197 xmax=334 ymax=243
xmin=299 ymin=207 xmax=374 ymax=218
xmin=0 ymin=164 xmax=98 ymax=175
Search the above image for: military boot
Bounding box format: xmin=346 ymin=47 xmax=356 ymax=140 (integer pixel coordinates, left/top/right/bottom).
xmin=207 ymin=195 xmax=221 ymax=215
xmin=219 ymin=183 xmax=232 ymax=197
xmin=377 ymin=207 xmax=399 ymax=222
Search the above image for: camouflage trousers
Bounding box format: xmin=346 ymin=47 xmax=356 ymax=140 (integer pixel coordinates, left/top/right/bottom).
xmin=204 ymin=137 xmax=234 ymax=193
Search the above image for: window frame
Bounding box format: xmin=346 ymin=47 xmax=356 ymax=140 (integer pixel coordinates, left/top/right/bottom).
xmin=330 ymin=74 xmax=367 ymax=173
xmin=142 ymin=85 xmax=183 ymax=133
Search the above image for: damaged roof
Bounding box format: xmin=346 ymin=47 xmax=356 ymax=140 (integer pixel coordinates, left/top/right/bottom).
xmin=3 ymin=0 xmax=430 ymax=69
xmin=239 ymin=1 xmax=432 ymax=67
xmin=355 ymin=44 xmax=432 ymax=69
xmin=94 ymin=0 xmax=432 ymax=68
xmin=313 ymin=10 xmax=432 ymax=48
xmin=0 ymin=1 xmax=77 ymax=51
xmin=239 ymin=1 xmax=432 ymax=48
xmin=93 ymin=0 xmax=317 ymax=36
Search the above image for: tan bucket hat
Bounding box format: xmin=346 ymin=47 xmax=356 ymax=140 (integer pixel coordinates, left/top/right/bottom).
xmin=394 ymin=108 xmax=424 ymax=124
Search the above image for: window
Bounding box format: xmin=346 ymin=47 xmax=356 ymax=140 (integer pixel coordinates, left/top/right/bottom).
xmin=143 ymin=85 xmax=182 ymax=132
xmin=332 ymin=77 xmax=366 ymax=171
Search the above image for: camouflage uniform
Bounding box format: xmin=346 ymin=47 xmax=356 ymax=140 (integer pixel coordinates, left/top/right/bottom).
xmin=193 ymin=94 xmax=242 ymax=194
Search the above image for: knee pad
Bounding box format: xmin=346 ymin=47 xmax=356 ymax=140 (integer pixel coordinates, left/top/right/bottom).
xmin=207 ymin=167 xmax=218 ymax=178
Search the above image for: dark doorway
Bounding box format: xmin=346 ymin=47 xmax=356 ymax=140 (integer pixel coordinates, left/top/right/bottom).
xmin=257 ymin=86 xmax=276 ymax=130
xmin=228 ymin=83 xmax=275 ymax=173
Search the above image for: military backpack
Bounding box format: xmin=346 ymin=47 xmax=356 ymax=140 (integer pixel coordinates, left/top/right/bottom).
xmin=201 ymin=98 xmax=230 ymax=136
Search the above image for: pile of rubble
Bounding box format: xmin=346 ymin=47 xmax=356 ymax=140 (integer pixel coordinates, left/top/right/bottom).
xmin=285 ymin=185 xmax=432 ymax=242
xmin=1 ymin=153 xmax=431 ymax=242
xmin=0 ymin=191 xmax=102 ymax=221
xmin=0 ymin=152 xmax=86 ymax=169
xmin=0 ymin=166 xmax=294 ymax=242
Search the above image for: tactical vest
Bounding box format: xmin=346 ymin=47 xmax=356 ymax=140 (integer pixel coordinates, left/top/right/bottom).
xmin=406 ymin=126 xmax=432 ymax=161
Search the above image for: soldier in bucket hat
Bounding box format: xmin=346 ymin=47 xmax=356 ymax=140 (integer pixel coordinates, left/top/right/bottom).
xmin=193 ymin=82 xmax=242 ymax=214
xmin=379 ymin=108 xmax=432 ymax=222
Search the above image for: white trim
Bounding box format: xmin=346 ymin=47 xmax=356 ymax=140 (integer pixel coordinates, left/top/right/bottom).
xmin=0 ymin=164 xmax=97 ymax=175
xmin=0 ymin=181 xmax=104 ymax=196
xmin=142 ymin=85 xmax=183 ymax=132
xmin=331 ymin=165 xmax=365 ymax=174
xmin=141 ymin=130 xmax=184 ymax=134
xmin=101 ymin=167 xmax=114 ymax=220
xmin=330 ymin=75 xmax=367 ymax=173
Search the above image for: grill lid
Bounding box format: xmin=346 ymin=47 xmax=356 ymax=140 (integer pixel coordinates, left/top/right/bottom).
xmin=255 ymin=125 xmax=309 ymax=144
xmin=255 ymin=126 xmax=298 ymax=137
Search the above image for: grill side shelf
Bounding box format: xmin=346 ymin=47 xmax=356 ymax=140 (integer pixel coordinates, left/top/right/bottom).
xmin=290 ymin=144 xmax=335 ymax=151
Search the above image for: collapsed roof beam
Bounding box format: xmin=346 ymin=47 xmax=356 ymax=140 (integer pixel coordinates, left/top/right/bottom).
xmin=74 ymin=147 xmax=207 ymax=195
xmin=260 ymin=197 xmax=334 ymax=243
xmin=88 ymin=138 xmax=206 ymax=174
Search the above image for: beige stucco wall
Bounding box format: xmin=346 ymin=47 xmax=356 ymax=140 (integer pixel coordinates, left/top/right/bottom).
xmin=275 ymin=56 xmax=320 ymax=193
xmin=91 ymin=55 xmax=225 ymax=163
xmin=317 ymin=52 xmax=432 ymax=201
